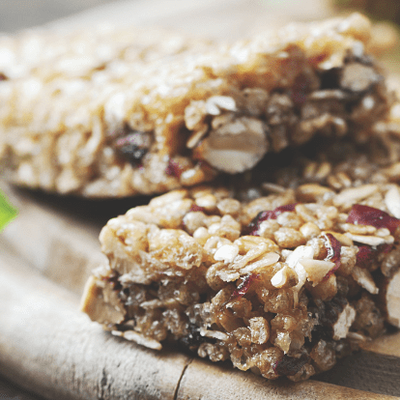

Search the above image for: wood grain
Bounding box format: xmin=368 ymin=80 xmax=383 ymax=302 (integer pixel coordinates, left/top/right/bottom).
xmin=1 ymin=245 xmax=398 ymax=400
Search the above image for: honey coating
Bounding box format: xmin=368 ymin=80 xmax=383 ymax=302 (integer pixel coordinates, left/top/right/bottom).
xmin=81 ymin=161 xmax=400 ymax=380
xmin=0 ymin=13 xmax=398 ymax=197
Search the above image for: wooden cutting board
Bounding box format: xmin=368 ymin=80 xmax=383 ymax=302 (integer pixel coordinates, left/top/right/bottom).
xmin=1 ymin=1 xmax=400 ymax=399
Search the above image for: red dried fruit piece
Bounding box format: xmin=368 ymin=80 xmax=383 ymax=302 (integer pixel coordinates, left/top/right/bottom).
xmin=0 ymin=73 xmax=7 ymax=81
xmin=247 ymin=203 xmax=297 ymax=236
xmin=230 ymin=273 xmax=260 ymax=300
xmin=189 ymin=204 xmax=205 ymax=212
xmin=346 ymin=204 xmax=400 ymax=235
xmin=356 ymin=245 xmax=374 ymax=268
xmin=323 ymin=233 xmax=342 ymax=265
xmin=166 ymin=158 xmax=184 ymax=178
xmin=356 ymin=244 xmax=393 ymax=269
xmin=321 ymin=233 xmax=341 ymax=281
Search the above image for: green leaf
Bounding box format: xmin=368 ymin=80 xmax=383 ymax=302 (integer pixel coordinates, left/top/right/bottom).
xmin=0 ymin=189 xmax=18 ymax=231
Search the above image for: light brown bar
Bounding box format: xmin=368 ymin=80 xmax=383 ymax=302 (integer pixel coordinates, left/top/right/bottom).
xmin=0 ymin=13 xmax=396 ymax=197
xmin=81 ymin=169 xmax=400 ymax=380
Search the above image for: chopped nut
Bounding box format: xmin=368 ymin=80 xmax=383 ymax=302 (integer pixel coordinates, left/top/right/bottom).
xmin=205 ymin=96 xmax=237 ymax=115
xmin=385 ymin=185 xmax=400 ymax=219
xmin=382 ymin=269 xmax=400 ymax=328
xmin=351 ymin=266 xmax=379 ymax=295
xmin=198 ymin=116 xmax=268 ymax=173
xmin=300 ymin=258 xmax=336 ymax=286
xmin=340 ymin=63 xmax=380 ymax=93
xmin=332 ymin=303 xmax=356 ymax=340
xmin=271 ymin=265 xmax=290 ymax=288
xmin=214 ymin=243 xmax=239 ymax=263
xmin=80 ymin=275 xmax=126 ymax=325
xmin=249 ymin=317 xmax=270 ymax=344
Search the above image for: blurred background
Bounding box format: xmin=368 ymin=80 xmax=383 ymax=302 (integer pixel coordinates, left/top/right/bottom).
xmin=1 ymin=0 xmax=114 ymax=32
xmin=1 ymin=0 xmax=399 ymax=71
xmin=1 ymin=0 xmax=399 ymax=33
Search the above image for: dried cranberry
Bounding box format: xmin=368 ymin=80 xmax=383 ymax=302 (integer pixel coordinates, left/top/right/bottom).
xmin=247 ymin=203 xmax=297 ymax=236
xmin=355 ymin=244 xmax=393 ymax=269
xmin=322 ymin=233 xmax=342 ymax=280
xmin=346 ymin=204 xmax=400 ymax=235
xmin=356 ymin=245 xmax=374 ymax=268
xmin=166 ymin=158 xmax=183 ymax=178
xmin=273 ymin=353 xmax=309 ymax=376
xmin=0 ymin=72 xmax=7 ymax=81
xmin=230 ymin=273 xmax=260 ymax=300
xmin=189 ymin=204 xmax=205 ymax=212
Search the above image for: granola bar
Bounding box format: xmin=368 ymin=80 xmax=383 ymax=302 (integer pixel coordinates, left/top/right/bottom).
xmin=0 ymin=14 xmax=395 ymax=197
xmin=81 ymin=175 xmax=400 ymax=381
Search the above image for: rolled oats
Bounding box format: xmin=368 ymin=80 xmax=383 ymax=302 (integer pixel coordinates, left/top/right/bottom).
xmin=82 ymin=173 xmax=400 ymax=381
xmin=0 ymin=14 xmax=396 ymax=196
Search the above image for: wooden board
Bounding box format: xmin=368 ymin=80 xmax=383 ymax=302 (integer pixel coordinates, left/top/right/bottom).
xmin=1 ymin=0 xmax=400 ymax=398
xmin=2 ymin=180 xmax=400 ymax=399
xmin=1 ymin=245 xmax=399 ymax=400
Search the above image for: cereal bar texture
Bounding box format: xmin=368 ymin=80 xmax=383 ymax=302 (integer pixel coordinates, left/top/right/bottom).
xmin=0 ymin=13 xmax=396 ymax=197
xmin=81 ymin=179 xmax=400 ymax=381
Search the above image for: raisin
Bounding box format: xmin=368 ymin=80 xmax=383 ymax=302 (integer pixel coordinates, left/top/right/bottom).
xmin=273 ymin=353 xmax=309 ymax=376
xmin=113 ymin=128 xmax=152 ymax=165
xmin=319 ymin=68 xmax=341 ymax=90
xmin=189 ymin=204 xmax=205 ymax=212
xmin=230 ymin=273 xmax=260 ymax=300
xmin=165 ymin=158 xmax=183 ymax=178
xmin=246 ymin=203 xmax=297 ymax=235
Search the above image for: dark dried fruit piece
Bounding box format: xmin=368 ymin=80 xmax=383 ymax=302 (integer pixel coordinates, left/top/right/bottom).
xmin=322 ymin=233 xmax=342 ymax=280
xmin=165 ymin=158 xmax=184 ymax=178
xmin=346 ymin=204 xmax=400 ymax=234
xmin=230 ymin=273 xmax=260 ymax=300
xmin=247 ymin=203 xmax=297 ymax=235
xmin=356 ymin=245 xmax=374 ymax=269
xmin=0 ymin=73 xmax=7 ymax=81
xmin=113 ymin=130 xmax=152 ymax=165
xmin=273 ymin=353 xmax=309 ymax=376
xmin=189 ymin=204 xmax=205 ymax=212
